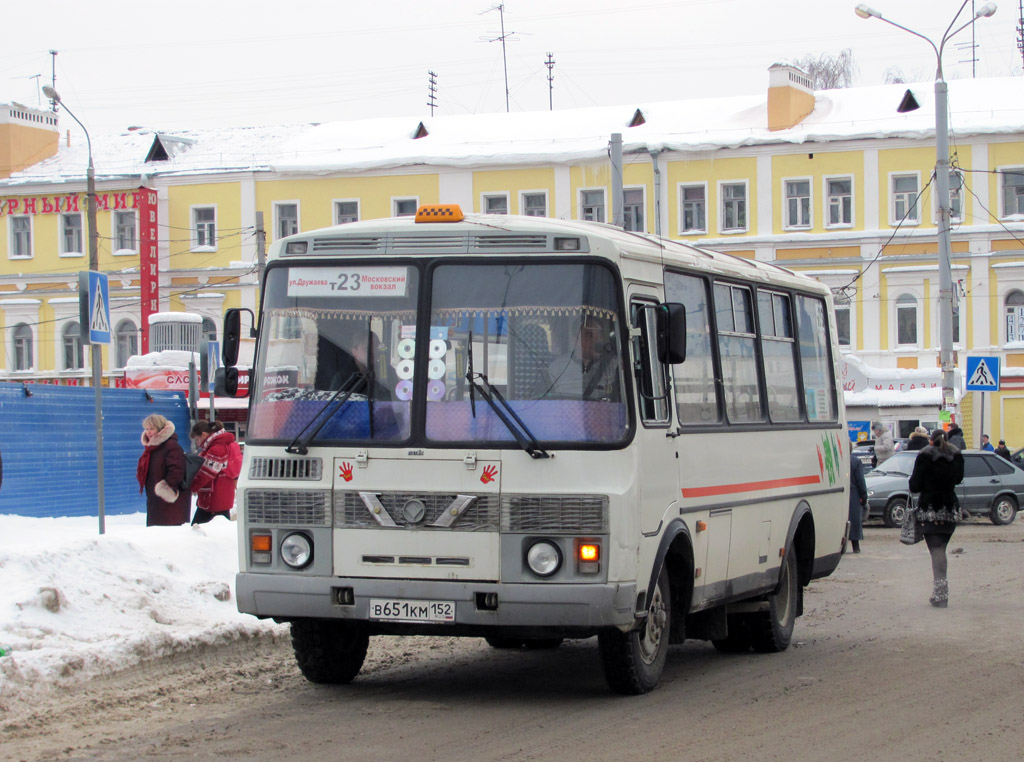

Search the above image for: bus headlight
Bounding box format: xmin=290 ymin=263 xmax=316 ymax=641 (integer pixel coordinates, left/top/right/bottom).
xmin=526 ymin=540 xmax=561 ymax=577
xmin=281 ymin=533 xmax=313 ymax=569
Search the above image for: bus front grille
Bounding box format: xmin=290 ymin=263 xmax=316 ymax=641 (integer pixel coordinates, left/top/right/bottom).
xmin=248 ymin=457 xmax=323 ymax=480
xmin=501 ymin=494 xmax=609 ymax=533
xmin=245 ymin=489 xmax=332 ymax=526
xmin=334 ymin=491 xmax=499 ymax=531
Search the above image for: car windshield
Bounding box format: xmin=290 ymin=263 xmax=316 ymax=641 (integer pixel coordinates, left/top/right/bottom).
xmin=870 ymin=451 xmax=917 ymax=476
xmin=246 ymin=261 xmax=629 ymax=447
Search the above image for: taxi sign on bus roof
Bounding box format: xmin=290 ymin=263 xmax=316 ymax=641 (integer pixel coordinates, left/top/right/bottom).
xmin=415 ymin=204 xmax=464 ymax=223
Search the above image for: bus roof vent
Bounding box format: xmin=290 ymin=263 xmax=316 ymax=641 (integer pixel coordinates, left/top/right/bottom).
xmin=471 ymin=234 xmax=549 ymax=252
xmin=311 ymin=236 xmax=386 ymax=253
xmin=388 ymin=234 xmax=469 ymax=252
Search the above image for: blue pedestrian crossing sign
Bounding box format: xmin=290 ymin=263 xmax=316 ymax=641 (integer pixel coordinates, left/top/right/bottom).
xmin=78 ymin=270 xmax=111 ymax=345
xmin=965 ymin=356 xmax=999 ymax=391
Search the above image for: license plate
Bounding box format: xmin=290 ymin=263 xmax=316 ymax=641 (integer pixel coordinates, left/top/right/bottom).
xmin=368 ymin=598 xmax=456 ymax=623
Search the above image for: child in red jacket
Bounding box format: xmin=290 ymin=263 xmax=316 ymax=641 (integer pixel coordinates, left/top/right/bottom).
xmin=189 ymin=421 xmax=243 ymax=525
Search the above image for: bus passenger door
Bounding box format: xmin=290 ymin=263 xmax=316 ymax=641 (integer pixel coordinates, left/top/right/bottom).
xmin=629 ymin=296 xmax=680 ymax=536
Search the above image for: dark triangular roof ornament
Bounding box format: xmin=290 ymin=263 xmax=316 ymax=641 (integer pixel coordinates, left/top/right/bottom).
xmin=896 ymin=89 xmax=920 ymax=113
xmin=144 ymin=133 xmax=196 ymax=163
xmin=413 ymin=122 xmax=429 ymax=139
xmin=629 ymin=109 xmax=646 ymax=127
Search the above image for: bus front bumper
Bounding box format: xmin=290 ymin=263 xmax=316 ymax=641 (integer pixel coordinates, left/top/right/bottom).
xmin=236 ymin=572 xmax=638 ymax=631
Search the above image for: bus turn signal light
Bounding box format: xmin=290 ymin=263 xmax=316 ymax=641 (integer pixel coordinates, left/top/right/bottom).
xmin=579 ymin=544 xmax=599 ymax=562
xmin=252 ymin=534 xmax=272 ymax=552
xmin=251 ymin=533 xmax=273 ymax=565
xmin=415 ymin=204 xmax=464 ymax=223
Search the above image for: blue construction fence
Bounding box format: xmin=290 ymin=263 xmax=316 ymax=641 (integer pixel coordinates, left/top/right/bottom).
xmin=0 ymin=382 xmax=191 ymax=519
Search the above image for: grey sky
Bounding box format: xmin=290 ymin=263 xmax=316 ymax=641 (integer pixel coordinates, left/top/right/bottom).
xmin=2 ymin=0 xmax=1021 ymax=134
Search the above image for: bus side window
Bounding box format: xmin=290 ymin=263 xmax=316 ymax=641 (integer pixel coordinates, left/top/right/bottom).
xmin=631 ymin=301 xmax=670 ymax=424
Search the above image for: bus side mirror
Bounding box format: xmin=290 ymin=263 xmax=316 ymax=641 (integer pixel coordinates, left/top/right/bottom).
xmin=222 ymin=308 xmax=244 ymax=367
xmin=215 ymin=366 xmax=238 ymax=397
xmin=656 ymin=302 xmax=686 ymax=364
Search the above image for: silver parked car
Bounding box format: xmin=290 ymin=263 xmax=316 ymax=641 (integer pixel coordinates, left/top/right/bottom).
xmin=865 ymin=450 xmax=1021 ymax=527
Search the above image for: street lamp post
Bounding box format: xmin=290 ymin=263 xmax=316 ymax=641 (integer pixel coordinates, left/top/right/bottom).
xmin=42 ymin=85 xmax=106 ymax=535
xmin=855 ymin=1 xmax=997 ymax=419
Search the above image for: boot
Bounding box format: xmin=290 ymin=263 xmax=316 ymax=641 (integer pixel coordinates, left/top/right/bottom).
xmin=929 ymin=579 xmax=948 ymax=608
xmin=851 ymin=541 xmax=861 ymax=553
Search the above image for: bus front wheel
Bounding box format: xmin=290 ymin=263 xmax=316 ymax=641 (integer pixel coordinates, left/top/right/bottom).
xmin=291 ymin=619 xmax=369 ymax=684
xmin=598 ymin=566 xmax=671 ymax=695
xmin=749 ymin=548 xmax=798 ymax=653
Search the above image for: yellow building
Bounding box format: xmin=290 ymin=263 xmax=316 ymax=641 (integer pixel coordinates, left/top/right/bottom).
xmin=2 ymin=67 xmax=1024 ymax=442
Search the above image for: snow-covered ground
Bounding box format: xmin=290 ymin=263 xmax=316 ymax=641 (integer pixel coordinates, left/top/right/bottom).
xmin=0 ymin=512 xmax=283 ymax=708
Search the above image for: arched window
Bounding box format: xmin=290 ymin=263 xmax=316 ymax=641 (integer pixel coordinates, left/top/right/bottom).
xmin=115 ymin=319 xmax=139 ymax=368
xmin=202 ymin=317 xmax=217 ymax=344
xmin=895 ymin=294 xmax=918 ymax=346
xmin=62 ymin=322 xmax=84 ymax=370
xmin=12 ymin=323 xmax=33 ymax=371
xmin=1005 ymin=290 xmax=1024 ymax=343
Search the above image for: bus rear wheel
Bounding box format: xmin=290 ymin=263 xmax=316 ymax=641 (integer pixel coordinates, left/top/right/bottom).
xmin=291 ymin=619 xmax=369 ymax=684
xmin=598 ymin=566 xmax=670 ymax=695
xmin=749 ymin=548 xmax=798 ymax=653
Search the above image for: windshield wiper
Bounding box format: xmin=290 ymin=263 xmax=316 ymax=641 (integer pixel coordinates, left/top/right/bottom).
xmin=285 ymin=371 xmax=367 ymax=455
xmin=466 ymin=332 xmax=549 ymax=460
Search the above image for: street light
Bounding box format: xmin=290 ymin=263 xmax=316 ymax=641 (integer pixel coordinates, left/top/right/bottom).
xmin=855 ymin=1 xmax=997 ymax=420
xmin=42 ymin=85 xmax=106 ymax=535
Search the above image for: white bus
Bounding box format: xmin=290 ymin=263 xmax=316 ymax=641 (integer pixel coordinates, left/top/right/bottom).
xmin=220 ymin=204 xmax=849 ymax=695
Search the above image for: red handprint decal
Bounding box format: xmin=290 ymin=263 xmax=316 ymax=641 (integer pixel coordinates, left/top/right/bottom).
xmin=480 ymin=465 xmax=498 ymax=484
xmin=339 ymin=462 xmax=354 ymax=482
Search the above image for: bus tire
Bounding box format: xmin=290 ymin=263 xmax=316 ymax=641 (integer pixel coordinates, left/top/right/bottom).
xmin=291 ymin=619 xmax=369 ymax=684
xmin=598 ymin=567 xmax=670 ymax=695
xmin=749 ymin=548 xmax=798 ymax=654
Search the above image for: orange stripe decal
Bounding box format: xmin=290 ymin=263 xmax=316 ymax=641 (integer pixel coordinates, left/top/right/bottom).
xmin=682 ymin=474 xmax=822 ymax=499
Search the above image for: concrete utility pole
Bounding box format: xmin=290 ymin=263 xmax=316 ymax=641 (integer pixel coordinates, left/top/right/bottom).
xmin=610 ymin=133 xmax=624 ymax=228
xmin=255 ymin=211 xmax=267 ymax=286
xmin=856 ymin=1 xmax=997 ymax=420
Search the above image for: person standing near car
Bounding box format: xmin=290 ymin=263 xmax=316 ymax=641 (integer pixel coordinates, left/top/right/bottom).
xmin=848 ymin=451 xmax=868 ymax=553
xmin=872 ymin=422 xmax=895 ymax=467
xmin=945 ymin=423 xmax=966 ymax=451
xmin=995 ymin=439 xmax=1012 ymax=461
xmin=906 ymin=426 xmax=929 ymax=451
xmin=908 ymin=429 xmax=965 ymax=608
xmin=980 ymin=434 xmax=995 ymax=452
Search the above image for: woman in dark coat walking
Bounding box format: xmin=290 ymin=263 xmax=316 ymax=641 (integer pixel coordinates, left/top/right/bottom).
xmin=908 ymin=429 xmax=965 ymax=607
xmin=848 ymin=452 xmax=868 ymax=553
xmin=137 ymin=414 xmax=191 ymax=526
xmin=905 ymin=426 xmax=929 ymax=451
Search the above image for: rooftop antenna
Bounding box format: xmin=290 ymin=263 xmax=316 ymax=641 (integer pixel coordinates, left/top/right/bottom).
xmin=48 ymin=50 xmax=58 ymax=112
xmin=955 ymin=0 xmax=980 ymax=76
xmin=545 ymin=52 xmax=555 ymax=110
xmin=29 ymin=74 xmax=42 ymax=106
xmin=482 ymin=4 xmax=517 ymax=112
xmin=427 ymin=70 xmax=438 ymax=116
xmin=1018 ymin=0 xmax=1024 ymax=69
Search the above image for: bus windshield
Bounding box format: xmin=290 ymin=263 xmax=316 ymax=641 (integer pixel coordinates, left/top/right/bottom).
xmin=247 ymin=260 xmax=629 ymax=447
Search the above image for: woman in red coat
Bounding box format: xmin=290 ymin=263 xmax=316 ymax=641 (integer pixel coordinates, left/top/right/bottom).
xmin=137 ymin=414 xmax=191 ymax=526
xmin=190 ymin=421 xmax=242 ymax=524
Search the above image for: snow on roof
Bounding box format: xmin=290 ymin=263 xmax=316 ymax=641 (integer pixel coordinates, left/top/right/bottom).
xmin=4 ymin=77 xmax=1023 ymax=186
xmin=148 ymin=311 xmax=203 ymax=324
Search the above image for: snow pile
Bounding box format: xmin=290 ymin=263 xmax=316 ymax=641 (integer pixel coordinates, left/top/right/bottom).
xmin=0 ymin=513 xmax=283 ymax=708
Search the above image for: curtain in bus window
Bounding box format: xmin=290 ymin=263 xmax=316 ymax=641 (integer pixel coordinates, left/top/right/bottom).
xmin=714 ymin=283 xmax=764 ymax=423
xmin=796 ymin=294 xmax=837 ymax=422
xmin=426 ymin=263 xmax=628 ymax=444
xmin=664 ymin=272 xmax=719 ymax=424
xmin=757 ymin=291 xmax=801 ymax=422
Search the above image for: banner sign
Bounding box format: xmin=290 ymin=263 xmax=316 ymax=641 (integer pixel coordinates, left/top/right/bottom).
xmin=136 ymin=188 xmax=159 ymax=354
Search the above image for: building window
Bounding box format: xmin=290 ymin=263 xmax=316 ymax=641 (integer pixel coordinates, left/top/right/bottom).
xmin=115 ymin=319 xmax=138 ymax=368
xmin=623 ymin=188 xmax=644 ymax=232
xmin=1005 ymin=290 xmax=1024 ymax=343
xmin=115 ymin=211 xmax=136 ymax=252
xmin=680 ymin=185 xmax=706 ymax=233
xmin=949 ymin=171 xmax=964 ymax=223
xmin=896 ymin=293 xmax=918 ymax=346
xmin=334 ymin=200 xmax=359 ymax=224
xmin=60 ymin=213 xmax=84 ymax=254
xmin=10 ymin=216 xmax=31 ymax=258
xmin=826 ymin=177 xmax=852 ymax=227
xmin=784 ymin=179 xmax=811 ymax=229
xmin=275 ymin=203 xmax=299 ymax=239
xmin=522 ymin=192 xmax=546 ymax=217
xmin=1001 ymin=168 xmax=1024 ymax=217
xmin=394 ymin=198 xmax=418 ymax=217
xmin=581 ymin=189 xmax=605 ymax=222
xmin=835 ymin=302 xmax=851 ymax=347
xmin=892 ymin=174 xmax=920 ymax=224
xmin=62 ymin=321 xmax=84 ymax=370
xmin=192 ymin=206 xmax=217 ymax=249
xmin=483 ymin=194 xmax=508 ymax=214
xmin=720 ymin=182 xmax=747 ymax=232
xmin=12 ymin=323 xmax=33 ymax=371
